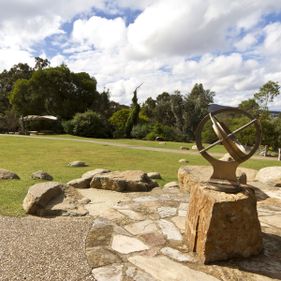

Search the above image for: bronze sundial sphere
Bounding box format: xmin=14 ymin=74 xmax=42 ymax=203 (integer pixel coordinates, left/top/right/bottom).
xmin=195 ymin=104 xmax=261 ymax=193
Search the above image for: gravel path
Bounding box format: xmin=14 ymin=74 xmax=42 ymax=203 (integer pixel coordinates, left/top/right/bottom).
xmin=0 ymin=216 xmax=94 ymax=281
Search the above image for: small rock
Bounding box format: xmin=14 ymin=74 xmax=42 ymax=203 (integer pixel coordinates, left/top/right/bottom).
xmin=180 ymin=146 xmax=189 ymax=150
xmin=23 ymin=182 xmax=64 ymax=215
xmin=82 ymin=169 xmax=111 ymax=180
xmin=0 ymin=168 xmax=20 ymax=180
xmin=147 ymin=172 xmax=161 ymax=179
xmin=68 ymin=161 xmax=87 ymax=167
xmin=31 ymin=170 xmax=53 ymax=181
xmin=163 ymin=181 xmax=179 ymax=189
xmin=178 ymin=159 xmax=188 ymax=164
xmin=67 ymin=177 xmax=91 ymax=188
xmin=158 ymin=142 xmax=166 ymax=145
xmin=191 ymin=145 xmax=198 ymax=150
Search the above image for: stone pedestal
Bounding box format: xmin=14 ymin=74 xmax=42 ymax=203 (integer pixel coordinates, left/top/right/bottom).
xmin=185 ymin=183 xmax=263 ymax=264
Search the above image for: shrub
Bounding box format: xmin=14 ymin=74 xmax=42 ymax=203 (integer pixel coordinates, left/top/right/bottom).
xmin=63 ymin=110 xmax=111 ymax=138
xmin=109 ymin=109 xmax=130 ymax=138
xmin=131 ymin=123 xmax=152 ymax=139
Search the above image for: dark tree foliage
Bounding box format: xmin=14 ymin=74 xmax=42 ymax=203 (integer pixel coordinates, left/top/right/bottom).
xmin=9 ymin=65 xmax=100 ymax=120
xmin=125 ymin=86 xmax=141 ymax=138
xmin=0 ymin=63 xmax=33 ymax=113
xmin=184 ymin=83 xmax=215 ymax=138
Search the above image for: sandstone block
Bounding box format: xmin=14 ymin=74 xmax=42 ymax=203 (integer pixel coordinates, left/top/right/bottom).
xmin=82 ymin=169 xmax=111 ymax=180
xmin=185 ymin=184 xmax=263 ymax=263
xmin=255 ymin=166 xmax=281 ymax=185
xmin=90 ymin=170 xmax=157 ymax=192
xmin=67 ymin=177 xmax=91 ymax=188
xmin=23 ymin=182 xmax=64 ymax=215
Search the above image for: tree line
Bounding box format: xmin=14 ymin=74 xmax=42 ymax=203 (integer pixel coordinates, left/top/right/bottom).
xmin=0 ymin=57 xmax=280 ymax=151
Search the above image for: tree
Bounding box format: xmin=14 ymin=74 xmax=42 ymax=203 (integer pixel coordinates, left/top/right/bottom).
xmin=109 ymin=108 xmax=130 ymax=137
xmin=34 ymin=57 xmax=50 ymax=70
xmin=125 ymin=84 xmax=142 ymax=138
xmin=238 ymin=98 xmax=260 ymax=117
xmin=9 ymin=65 xmax=100 ymax=120
xmin=184 ymin=83 xmax=215 ymax=138
xmin=0 ymin=62 xmax=33 ymax=112
xmin=170 ymin=91 xmax=184 ymax=132
xmin=254 ymin=81 xmax=280 ymax=110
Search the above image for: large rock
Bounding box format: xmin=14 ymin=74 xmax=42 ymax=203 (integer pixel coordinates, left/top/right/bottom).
xmin=178 ymin=165 xmax=257 ymax=192
xmin=0 ymin=168 xmax=20 ymax=180
xmin=185 ymin=183 xmax=263 ymax=263
xmin=82 ymin=169 xmax=111 ymax=180
xmin=23 ymin=182 xmax=64 ymax=215
xmin=255 ymin=166 xmax=281 ymax=185
xmin=67 ymin=178 xmax=91 ymax=189
xmin=90 ymin=170 xmax=157 ymax=192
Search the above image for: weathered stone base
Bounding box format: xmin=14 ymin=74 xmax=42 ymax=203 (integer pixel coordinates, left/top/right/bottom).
xmin=185 ymin=183 xmax=263 ymax=264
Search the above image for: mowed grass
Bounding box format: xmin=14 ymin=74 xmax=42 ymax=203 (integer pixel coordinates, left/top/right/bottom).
xmin=1 ymin=135 xmax=281 ymax=217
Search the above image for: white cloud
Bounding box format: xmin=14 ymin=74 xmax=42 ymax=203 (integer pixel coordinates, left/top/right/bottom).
xmin=72 ymin=16 xmax=127 ymax=50
xmin=0 ymin=0 xmax=281 ymax=110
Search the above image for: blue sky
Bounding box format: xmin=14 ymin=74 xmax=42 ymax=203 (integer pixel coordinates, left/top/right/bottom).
xmin=0 ymin=0 xmax=281 ymax=109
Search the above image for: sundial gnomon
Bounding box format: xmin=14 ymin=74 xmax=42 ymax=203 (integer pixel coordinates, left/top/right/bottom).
xmin=195 ymin=104 xmax=261 ymax=193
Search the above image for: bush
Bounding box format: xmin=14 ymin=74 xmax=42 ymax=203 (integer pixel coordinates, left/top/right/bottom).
xmin=131 ymin=124 xmax=152 ymax=139
xmin=63 ymin=110 xmax=111 ymax=138
xmin=109 ymin=109 xmax=130 ymax=138
xmin=144 ymin=123 xmax=187 ymax=142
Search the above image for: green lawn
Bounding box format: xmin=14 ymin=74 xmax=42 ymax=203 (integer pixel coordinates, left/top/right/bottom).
xmin=1 ymin=135 xmax=281 ymax=217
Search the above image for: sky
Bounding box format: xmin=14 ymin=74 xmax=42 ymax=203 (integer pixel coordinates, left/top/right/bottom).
xmin=0 ymin=0 xmax=281 ymax=109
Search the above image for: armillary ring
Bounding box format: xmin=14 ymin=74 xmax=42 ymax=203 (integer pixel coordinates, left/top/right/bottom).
xmin=195 ymin=105 xmax=261 ymax=193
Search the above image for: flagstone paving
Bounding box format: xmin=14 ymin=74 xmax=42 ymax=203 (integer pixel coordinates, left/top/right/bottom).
xmin=82 ymin=183 xmax=281 ymax=281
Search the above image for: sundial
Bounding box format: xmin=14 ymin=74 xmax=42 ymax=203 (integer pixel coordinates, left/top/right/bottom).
xmin=195 ymin=104 xmax=261 ymax=193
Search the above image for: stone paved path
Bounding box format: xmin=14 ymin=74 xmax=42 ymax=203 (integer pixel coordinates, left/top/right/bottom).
xmin=81 ymin=183 xmax=281 ymax=281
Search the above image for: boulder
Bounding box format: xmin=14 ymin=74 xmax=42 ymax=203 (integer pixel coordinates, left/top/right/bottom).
xmin=219 ymin=153 xmax=233 ymax=161
xmin=68 ymin=161 xmax=87 ymax=167
xmin=0 ymin=168 xmax=20 ymax=180
xmin=82 ymin=169 xmax=111 ymax=180
xmin=67 ymin=177 xmax=91 ymax=189
xmin=185 ymin=183 xmax=263 ymax=263
xmin=255 ymin=166 xmax=281 ymax=185
xmin=178 ymin=159 xmax=188 ymax=164
xmin=90 ymin=170 xmax=157 ymax=192
xmin=191 ymin=145 xmax=197 ymax=150
xmin=147 ymin=172 xmax=161 ymax=179
xmin=31 ymin=170 xmax=53 ymax=181
xmin=23 ymin=182 xmax=64 ymax=215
